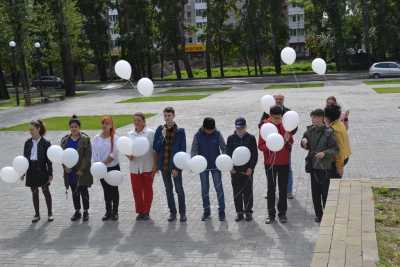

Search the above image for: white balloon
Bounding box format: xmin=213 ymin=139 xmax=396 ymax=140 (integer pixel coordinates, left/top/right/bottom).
xmin=260 ymin=95 xmax=276 ymax=113
xmin=266 ymin=133 xmax=285 ymax=152
xmin=105 ymin=170 xmax=124 ymax=186
xmin=283 ymin=110 xmax=300 ymax=132
xmin=90 ymin=162 xmax=108 ymax=179
xmin=281 ymin=47 xmax=297 ymax=65
xmin=131 ymin=136 xmax=150 ymax=157
xmin=0 ymin=166 xmax=19 ymax=184
xmin=312 ymin=58 xmax=327 ymax=75
xmin=260 ymin=123 xmax=278 ymax=141
xmin=232 ymin=146 xmax=251 ymax=166
xmin=173 ymin=152 xmax=191 ymax=170
xmin=137 ymin=77 xmax=154 ymax=97
xmin=47 ymin=145 xmax=63 ymax=164
xmin=114 ymin=60 xmax=132 ymax=80
xmin=62 ymin=148 xmax=79 ymax=168
xmin=12 ymin=156 xmax=29 ymax=175
xmin=116 ymin=136 xmax=133 ymax=156
xmin=215 ymin=154 xmax=233 ymax=172
xmin=188 ymin=155 xmax=208 ymax=174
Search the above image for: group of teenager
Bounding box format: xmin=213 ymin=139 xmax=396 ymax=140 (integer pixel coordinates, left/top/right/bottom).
xmin=22 ymin=95 xmax=351 ymax=225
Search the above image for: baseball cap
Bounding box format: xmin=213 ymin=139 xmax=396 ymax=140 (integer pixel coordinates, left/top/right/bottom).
xmin=235 ymin=117 xmax=247 ymax=129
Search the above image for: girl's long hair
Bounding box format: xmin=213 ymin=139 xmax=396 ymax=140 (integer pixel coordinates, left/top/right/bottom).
xmin=101 ymin=116 xmax=115 ymax=153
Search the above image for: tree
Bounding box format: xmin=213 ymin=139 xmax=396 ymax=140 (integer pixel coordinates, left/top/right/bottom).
xmin=0 ymin=2 xmax=11 ymax=100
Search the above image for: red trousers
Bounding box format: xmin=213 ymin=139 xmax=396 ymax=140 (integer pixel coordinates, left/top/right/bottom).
xmin=130 ymin=172 xmax=153 ymax=214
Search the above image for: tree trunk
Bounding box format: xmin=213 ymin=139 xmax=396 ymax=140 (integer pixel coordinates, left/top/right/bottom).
xmin=205 ymin=49 xmax=212 ymax=78
xmin=48 ymin=62 xmax=54 ymax=76
xmin=0 ymin=63 xmax=10 ymax=100
xmin=160 ymin=49 xmax=164 ymax=79
xmin=79 ymin=63 xmax=85 ymax=82
xmin=245 ymin=55 xmax=251 ymax=76
xmin=361 ymin=0 xmax=370 ymax=63
xmin=52 ymin=0 xmax=76 ymax=96
xmin=271 ymin=30 xmax=281 ymax=75
xmin=254 ymin=57 xmax=258 ymax=76
xmin=147 ymin=53 xmax=153 ymax=79
xmin=205 ymin=0 xmax=212 ymax=78
xmin=173 ymin=47 xmax=182 ymax=80
xmin=96 ymin=59 xmax=108 ymax=81
xmin=218 ymin=36 xmax=224 ymax=78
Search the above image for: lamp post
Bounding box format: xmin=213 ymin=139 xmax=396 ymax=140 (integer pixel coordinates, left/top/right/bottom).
xmin=34 ymin=42 xmax=43 ymax=97
xmin=9 ymin=40 xmax=20 ymax=106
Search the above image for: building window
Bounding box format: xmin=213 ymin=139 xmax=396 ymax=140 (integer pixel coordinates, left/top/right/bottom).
xmin=195 ymin=9 xmax=206 ymax=17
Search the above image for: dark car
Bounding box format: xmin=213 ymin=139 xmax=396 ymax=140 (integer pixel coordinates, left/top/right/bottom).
xmin=31 ymin=76 xmax=64 ymax=89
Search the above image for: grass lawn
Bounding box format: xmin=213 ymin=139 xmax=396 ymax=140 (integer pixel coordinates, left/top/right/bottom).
xmin=118 ymin=94 xmax=209 ymax=103
xmin=266 ymin=82 xmax=325 ymax=89
xmin=161 ymin=86 xmax=231 ymax=94
xmin=373 ymin=187 xmax=400 ymax=267
xmin=373 ymin=87 xmax=400 ymax=94
xmin=0 ymin=114 xmax=156 ymax=132
xmin=364 ymin=79 xmax=400 ymax=85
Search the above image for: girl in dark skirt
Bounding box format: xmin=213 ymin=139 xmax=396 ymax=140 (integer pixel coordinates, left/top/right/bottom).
xmin=23 ymin=120 xmax=53 ymax=223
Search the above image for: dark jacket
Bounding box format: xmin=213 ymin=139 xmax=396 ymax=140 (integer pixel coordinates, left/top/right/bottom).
xmin=61 ymin=132 xmax=93 ymax=188
xmin=226 ymin=132 xmax=258 ymax=172
xmin=153 ymin=125 xmax=186 ymax=171
xmin=23 ymin=137 xmax=53 ymax=187
xmin=301 ymin=125 xmax=338 ymax=170
xmin=191 ymin=128 xmax=226 ymax=170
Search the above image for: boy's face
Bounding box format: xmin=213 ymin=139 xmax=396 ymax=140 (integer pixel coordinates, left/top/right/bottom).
xmin=271 ymin=114 xmax=282 ymax=124
xmin=312 ymin=115 xmax=324 ymax=126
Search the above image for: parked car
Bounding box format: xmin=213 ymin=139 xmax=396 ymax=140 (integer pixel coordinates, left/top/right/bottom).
xmin=31 ymin=76 xmax=64 ymax=89
xmin=369 ymin=62 xmax=400 ymax=79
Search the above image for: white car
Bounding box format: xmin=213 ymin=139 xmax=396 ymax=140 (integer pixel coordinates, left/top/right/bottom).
xmin=369 ymin=61 xmax=400 ymax=79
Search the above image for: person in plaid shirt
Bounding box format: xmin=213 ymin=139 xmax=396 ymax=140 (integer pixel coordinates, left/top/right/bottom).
xmin=153 ymin=107 xmax=187 ymax=222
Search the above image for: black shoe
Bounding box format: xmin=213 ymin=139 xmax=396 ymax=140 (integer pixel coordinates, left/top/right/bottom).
xmin=142 ymin=214 xmax=150 ymax=221
xmin=287 ymin=193 xmax=294 ymax=199
xmin=82 ymin=211 xmax=89 ymax=222
xmin=168 ymin=213 xmax=177 ymax=222
xmin=71 ymin=211 xmax=82 ymax=221
xmin=235 ymin=214 xmax=244 ymax=222
xmin=180 ymin=214 xmax=187 ymax=222
xmin=48 ymin=215 xmax=54 ymax=222
xmin=314 ymin=217 xmax=322 ymax=223
xmin=102 ymin=212 xmax=111 ymax=221
xmin=111 ymin=213 xmax=119 ymax=221
xmin=136 ymin=214 xmax=144 ymax=221
xmin=279 ymin=215 xmax=288 ymax=224
xmin=201 ymin=212 xmax=211 ymax=221
xmin=245 ymin=213 xmax=253 ymax=222
xmin=265 ymin=217 xmax=275 ymax=224
xmin=32 ymin=215 xmax=40 ymax=223
xmin=219 ymin=211 xmax=226 ymax=222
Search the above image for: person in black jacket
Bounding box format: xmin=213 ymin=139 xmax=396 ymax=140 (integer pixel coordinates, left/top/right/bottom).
xmin=226 ymin=117 xmax=258 ymax=222
xmin=22 ymin=120 xmax=53 ymax=223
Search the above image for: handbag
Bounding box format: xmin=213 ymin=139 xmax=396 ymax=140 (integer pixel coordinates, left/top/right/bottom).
xmin=305 ymin=131 xmax=324 ymax=173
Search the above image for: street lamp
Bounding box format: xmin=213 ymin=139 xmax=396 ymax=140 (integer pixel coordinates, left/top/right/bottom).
xmin=33 ymin=41 xmax=43 ymax=97
xmin=9 ymin=40 xmax=20 ymax=106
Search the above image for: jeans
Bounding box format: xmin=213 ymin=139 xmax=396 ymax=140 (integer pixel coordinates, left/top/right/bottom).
xmin=231 ymin=172 xmax=253 ymax=214
xmin=287 ymin=153 xmax=293 ymax=193
xmin=70 ymin=184 xmax=89 ymax=211
xmin=162 ymin=170 xmax=186 ymax=215
xmin=131 ymin=172 xmax=153 ymax=214
xmin=200 ymin=169 xmax=225 ymax=214
xmin=310 ymin=169 xmax=330 ymax=219
xmin=265 ymin=165 xmax=289 ymax=218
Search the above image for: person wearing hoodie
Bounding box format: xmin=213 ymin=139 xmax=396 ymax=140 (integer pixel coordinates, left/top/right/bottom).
xmin=301 ymin=109 xmax=338 ymax=222
xmin=191 ymin=117 xmax=227 ymax=221
xmin=226 ymin=117 xmax=258 ymax=222
xmin=258 ymin=105 xmax=293 ymax=224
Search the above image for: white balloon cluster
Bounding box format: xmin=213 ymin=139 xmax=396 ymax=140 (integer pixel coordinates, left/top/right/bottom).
xmin=280 ymin=47 xmax=327 ymax=75
xmin=90 ymin=162 xmax=124 ymax=186
xmin=173 ymin=152 xmax=208 ymax=174
xmin=47 ymin=145 xmax=79 ymax=168
xmin=0 ymin=155 xmax=29 ymax=184
xmin=114 ymin=60 xmax=154 ymax=97
xmin=116 ymin=136 xmax=150 ymax=157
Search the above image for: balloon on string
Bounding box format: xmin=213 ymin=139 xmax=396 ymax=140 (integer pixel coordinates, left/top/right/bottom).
xmin=281 ymin=47 xmax=297 ymax=65
xmin=260 ymin=123 xmax=278 ymax=141
xmin=260 ymin=95 xmax=276 ymax=113
xmin=0 ymin=166 xmax=19 ymax=184
xmin=12 ymin=156 xmax=29 ymax=176
xmin=282 ymin=110 xmax=300 ymax=132
xmin=90 ymin=162 xmax=108 ymax=179
xmin=173 ymin=152 xmax=191 ymax=170
xmin=312 ymin=58 xmax=327 ymax=75
xmin=131 ymin=136 xmax=150 ymax=157
xmin=266 ymin=133 xmax=285 ymax=152
xmin=215 ymin=154 xmax=233 ymax=172
xmin=137 ymin=77 xmax=154 ymax=97
xmin=232 ymin=146 xmax=251 ymax=166
xmin=47 ymin=145 xmax=63 ymax=164
xmin=62 ymin=148 xmax=79 ymax=168
xmin=105 ymin=170 xmax=124 ymax=186
xmin=114 ymin=60 xmax=132 ymax=80
xmin=116 ymin=136 xmax=133 ymax=156
xmin=188 ymin=155 xmax=207 ymax=174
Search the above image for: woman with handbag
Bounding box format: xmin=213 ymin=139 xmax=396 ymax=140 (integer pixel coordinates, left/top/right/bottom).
xmin=301 ymin=109 xmax=338 ymax=223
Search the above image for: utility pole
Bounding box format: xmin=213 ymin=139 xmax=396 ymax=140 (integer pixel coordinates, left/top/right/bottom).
xmin=8 ymin=41 xmax=20 ymax=106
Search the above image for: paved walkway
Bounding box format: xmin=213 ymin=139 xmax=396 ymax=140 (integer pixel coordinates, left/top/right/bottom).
xmin=0 ymin=81 xmax=399 ymax=266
